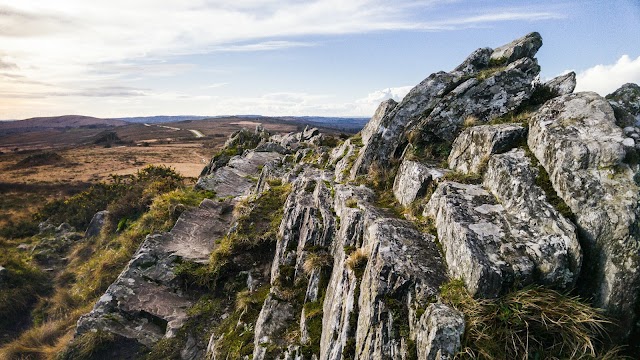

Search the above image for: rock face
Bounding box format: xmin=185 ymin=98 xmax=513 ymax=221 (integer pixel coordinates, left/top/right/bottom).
xmin=351 ymin=32 xmax=543 ymax=177
xmin=448 ymin=124 xmax=526 ymax=175
xmin=607 ymin=83 xmax=640 ymax=127
xmin=85 ymin=210 xmax=109 ymax=238
xmin=528 ymin=91 xmax=640 ymax=336
xmin=393 ymin=159 xmax=447 ymax=206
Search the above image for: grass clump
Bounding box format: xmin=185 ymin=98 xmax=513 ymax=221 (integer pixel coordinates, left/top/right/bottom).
xmin=345 ymin=248 xmax=368 ymax=278
xmin=441 ymin=279 xmax=618 ymax=359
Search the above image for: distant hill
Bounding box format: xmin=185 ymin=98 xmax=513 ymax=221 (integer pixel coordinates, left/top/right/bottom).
xmin=0 ymin=115 xmax=127 ymax=134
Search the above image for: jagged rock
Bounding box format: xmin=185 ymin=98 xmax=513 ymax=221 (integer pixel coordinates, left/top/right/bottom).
xmin=196 ymin=151 xmax=283 ymax=197
xmin=416 ymin=57 xmax=539 ymax=143
xmin=351 ymin=33 xmax=542 ymax=178
xmin=544 ymin=72 xmax=576 ymax=96
xmin=415 ymin=304 xmax=465 ymax=360
xmin=528 ymin=91 xmax=640 ymax=337
xmin=360 ymin=99 xmax=398 ymax=145
xmin=76 ymin=199 xmax=235 ymax=346
xmin=483 ymin=149 xmax=581 ymax=289
xmin=255 ymin=142 xmax=290 ymax=154
xmin=356 ymin=217 xmax=447 ymax=359
xmin=392 ymin=159 xmax=447 ymax=206
xmin=453 ymin=47 xmax=492 ymax=75
xmin=607 ymin=83 xmax=640 ymax=127
xmin=448 ymin=124 xmax=526 ymax=175
xmin=252 ymin=294 xmax=295 ymax=360
xmin=351 ymin=71 xmax=462 ymax=177
xmin=331 ymin=139 xmax=359 ymax=183
xmin=490 ymin=32 xmax=543 ymax=64
xmin=85 ymin=210 xmax=109 ymax=238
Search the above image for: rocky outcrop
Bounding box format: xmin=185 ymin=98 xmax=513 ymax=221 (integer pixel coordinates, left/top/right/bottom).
xmin=607 ymin=83 xmax=640 ymax=127
xmin=448 ymin=124 xmax=526 ymax=175
xmin=393 ymin=160 xmax=446 ymax=206
xmin=351 ymin=32 xmax=542 ymax=178
xmin=528 ymin=91 xmax=640 ymax=336
xmin=544 ymin=72 xmax=576 ymax=96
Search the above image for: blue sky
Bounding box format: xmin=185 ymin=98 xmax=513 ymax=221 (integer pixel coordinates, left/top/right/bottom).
xmin=0 ymin=0 xmax=639 ymax=119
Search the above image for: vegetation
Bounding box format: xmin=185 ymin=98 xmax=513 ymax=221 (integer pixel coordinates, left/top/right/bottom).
xmin=0 ymin=167 xmax=213 ymax=358
xmin=441 ymin=279 xmax=619 ymax=359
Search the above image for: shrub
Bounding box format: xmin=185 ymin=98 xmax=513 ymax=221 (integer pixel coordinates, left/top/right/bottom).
xmin=441 ymin=280 xmax=618 ymax=359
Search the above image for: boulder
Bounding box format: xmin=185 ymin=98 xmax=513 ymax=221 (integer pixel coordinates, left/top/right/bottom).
xmin=490 ymin=32 xmax=543 ymax=64
xmin=360 ymin=99 xmax=398 ymax=145
xmin=252 ymin=294 xmax=295 ymax=360
xmin=528 ymin=91 xmax=640 ymax=337
xmin=393 ymin=159 xmax=447 ymax=206
xmin=483 ymin=149 xmax=581 ymax=289
xmin=448 ymin=124 xmax=526 ymax=175
xmin=452 ymin=47 xmax=492 ymax=75
xmin=607 ymin=83 xmax=640 ymax=127
xmin=544 ymin=72 xmax=576 ymax=96
xmin=85 ymin=210 xmax=109 ymax=239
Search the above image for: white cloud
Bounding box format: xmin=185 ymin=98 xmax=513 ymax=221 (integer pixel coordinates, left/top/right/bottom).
xmin=575 ymin=55 xmax=640 ymax=95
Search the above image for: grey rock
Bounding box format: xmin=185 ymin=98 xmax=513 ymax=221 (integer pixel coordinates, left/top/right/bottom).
xmin=607 ymin=83 xmax=640 ymax=127
xmin=0 ymin=265 xmax=7 ymax=285
xmin=85 ymin=210 xmax=109 ymax=239
xmin=448 ymin=124 xmax=526 ymax=175
xmin=196 ymin=151 xmax=283 ymax=197
xmin=331 ymin=139 xmax=359 ymax=183
xmin=528 ymin=91 xmax=640 ymax=337
xmin=490 ymin=32 xmax=543 ymax=64
xmin=254 ymin=142 xmax=290 ymax=154
xmin=392 ymin=159 xmax=446 ymax=206
xmin=415 ymin=304 xmax=465 ymax=360
xmin=483 ymin=149 xmax=581 ymax=289
xmin=453 ymin=47 xmax=492 ymax=75
xmin=425 ymin=181 xmax=531 ymax=297
xmin=544 ymin=72 xmax=576 ymax=96
xmin=252 ymin=294 xmax=295 ymax=360
xmin=360 ymin=99 xmax=398 ymax=145
xmin=76 ymin=199 xmax=236 ymax=346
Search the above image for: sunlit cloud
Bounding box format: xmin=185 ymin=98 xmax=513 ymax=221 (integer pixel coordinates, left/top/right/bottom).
xmin=575 ymin=55 xmax=640 ymax=95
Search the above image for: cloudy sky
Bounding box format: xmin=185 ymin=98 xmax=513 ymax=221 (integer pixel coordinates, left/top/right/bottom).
xmin=0 ymin=0 xmax=639 ymax=120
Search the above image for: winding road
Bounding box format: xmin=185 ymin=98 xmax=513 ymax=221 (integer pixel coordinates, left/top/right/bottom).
xmin=144 ymin=123 xmax=205 ymax=138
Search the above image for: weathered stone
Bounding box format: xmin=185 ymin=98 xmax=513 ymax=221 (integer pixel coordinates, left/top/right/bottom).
xmin=417 ymin=57 xmax=539 ymax=143
xmin=331 ymin=139 xmax=359 ymax=183
xmin=415 ymin=304 xmax=465 ymax=360
xmin=483 ymin=149 xmax=581 ymax=289
xmin=76 ymin=199 xmax=235 ymax=346
xmin=393 ymin=159 xmax=447 ymax=206
xmin=490 ymin=32 xmax=543 ymax=64
xmin=607 ymin=82 xmax=640 ymax=127
xmin=360 ymin=99 xmax=398 ymax=145
xmin=448 ymin=124 xmax=526 ymax=175
xmin=255 ymin=142 xmax=290 ymax=154
xmin=196 ymin=151 xmax=283 ymax=197
xmin=85 ymin=210 xmax=109 ymax=239
xmin=356 ymin=218 xmax=447 ymax=360
xmin=528 ymin=91 xmax=640 ymax=337
xmin=544 ymin=72 xmax=576 ymax=96
xmin=453 ymin=47 xmax=492 ymax=75
xmin=252 ymin=294 xmax=295 ymax=360
xmin=425 ymin=181 xmax=532 ymax=298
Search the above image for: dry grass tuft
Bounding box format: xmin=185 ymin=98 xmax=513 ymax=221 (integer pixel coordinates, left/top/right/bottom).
xmin=302 ymin=252 xmax=332 ymax=275
xmin=345 ymin=248 xmax=368 ymax=273
xmin=441 ymin=280 xmax=620 ymax=359
xmin=463 ymin=116 xmax=478 ymax=128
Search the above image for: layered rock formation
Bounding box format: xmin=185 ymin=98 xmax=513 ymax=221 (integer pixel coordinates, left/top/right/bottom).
xmin=71 ymin=32 xmax=640 ymax=359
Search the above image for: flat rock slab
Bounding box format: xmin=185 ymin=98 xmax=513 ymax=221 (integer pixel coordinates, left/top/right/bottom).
xmin=196 ymin=151 xmax=282 ymax=197
xmin=76 ymin=198 xmax=235 ymax=346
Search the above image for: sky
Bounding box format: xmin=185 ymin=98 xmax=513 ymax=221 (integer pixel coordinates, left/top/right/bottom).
xmin=0 ymin=0 xmax=639 ymax=120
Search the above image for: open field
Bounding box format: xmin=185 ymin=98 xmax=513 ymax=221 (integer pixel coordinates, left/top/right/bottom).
xmin=0 ymin=116 xmax=327 ymax=230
